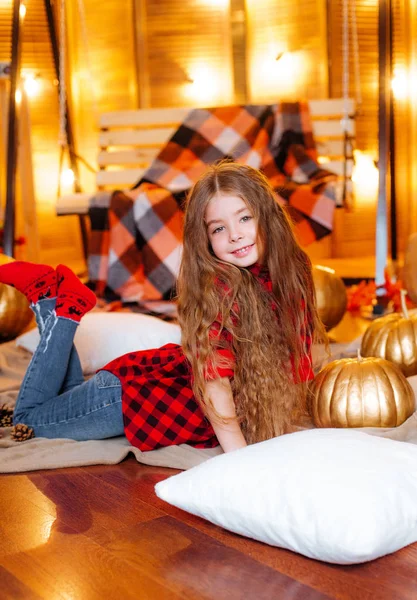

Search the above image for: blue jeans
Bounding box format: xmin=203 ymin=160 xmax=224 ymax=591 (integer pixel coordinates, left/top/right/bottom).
xmin=13 ymin=299 xmax=124 ymax=440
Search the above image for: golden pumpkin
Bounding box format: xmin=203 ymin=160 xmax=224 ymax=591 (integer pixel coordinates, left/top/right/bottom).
xmin=312 ymin=265 xmax=347 ymax=330
xmin=0 ymin=255 xmax=33 ymax=341
xmin=360 ymin=290 xmax=417 ymax=377
xmin=310 ymin=353 xmax=415 ymax=428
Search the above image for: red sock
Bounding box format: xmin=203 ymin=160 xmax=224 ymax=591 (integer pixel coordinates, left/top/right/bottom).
xmin=0 ymin=261 xmax=57 ymax=304
xmin=55 ymin=264 xmax=96 ymax=322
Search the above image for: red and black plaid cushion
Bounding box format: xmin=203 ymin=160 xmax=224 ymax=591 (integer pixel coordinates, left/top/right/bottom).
xmin=100 ymin=265 xmax=313 ymax=452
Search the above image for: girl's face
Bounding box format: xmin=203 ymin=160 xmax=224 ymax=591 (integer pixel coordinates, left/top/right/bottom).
xmin=205 ymin=193 xmax=261 ymax=267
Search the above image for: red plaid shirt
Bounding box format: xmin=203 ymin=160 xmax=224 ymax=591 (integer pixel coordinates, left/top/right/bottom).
xmin=101 ymin=264 xmax=313 ymax=451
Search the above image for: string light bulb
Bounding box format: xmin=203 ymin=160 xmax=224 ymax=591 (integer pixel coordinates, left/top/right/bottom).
xmin=352 ymin=150 xmax=378 ymax=205
xmin=317 ymin=156 xmax=330 ymax=165
xmin=391 ymin=72 xmax=408 ymax=101
xmin=185 ymin=64 xmax=221 ymax=103
xmin=19 ymin=3 xmax=26 ymax=18
xmin=60 ymin=168 xmax=75 ymax=188
xmin=23 ymin=74 xmax=41 ymax=98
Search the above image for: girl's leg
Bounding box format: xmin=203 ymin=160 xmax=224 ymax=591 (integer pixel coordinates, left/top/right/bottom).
xmin=31 ymin=297 xmax=56 ymax=331
xmin=15 ymin=313 xmax=80 ymax=418
xmin=6 ymin=262 xmax=123 ymax=440
xmin=14 ymin=315 xmax=123 ymax=440
xmin=60 ymin=349 xmax=84 ymax=393
xmin=32 ymin=297 xmax=84 ymax=392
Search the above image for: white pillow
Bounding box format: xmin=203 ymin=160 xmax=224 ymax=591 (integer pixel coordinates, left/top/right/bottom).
xmin=155 ymin=429 xmax=417 ymax=564
xmin=16 ymin=312 xmax=181 ymax=374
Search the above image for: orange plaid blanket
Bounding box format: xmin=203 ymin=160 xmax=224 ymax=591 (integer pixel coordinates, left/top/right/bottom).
xmin=88 ymin=103 xmax=337 ymax=301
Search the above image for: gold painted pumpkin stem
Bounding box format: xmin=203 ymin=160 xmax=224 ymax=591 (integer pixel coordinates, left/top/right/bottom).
xmin=400 ymin=289 xmax=409 ymax=319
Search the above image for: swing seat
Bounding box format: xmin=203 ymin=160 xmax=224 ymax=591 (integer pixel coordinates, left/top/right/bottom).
xmin=56 ymin=98 xmax=355 ymax=216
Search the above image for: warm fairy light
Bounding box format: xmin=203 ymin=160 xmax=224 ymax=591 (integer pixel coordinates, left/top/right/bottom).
xmin=272 ymin=51 xmax=304 ymax=87
xmin=184 ymin=63 xmax=227 ymax=104
xmin=250 ymin=45 xmax=306 ymax=101
xmin=23 ymin=74 xmax=41 ymax=98
xmin=352 ymin=150 xmax=378 ymax=205
xmin=391 ymin=68 xmax=409 ymax=100
xmin=60 ymin=168 xmax=75 ymax=188
xmin=391 ymin=71 xmax=408 ymax=101
xmin=317 ymin=156 xmax=330 ymax=165
xmin=15 ymin=89 xmax=22 ymax=104
xmin=19 ymin=2 xmax=26 ymax=18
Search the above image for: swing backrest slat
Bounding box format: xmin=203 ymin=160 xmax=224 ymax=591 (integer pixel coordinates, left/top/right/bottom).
xmin=57 ymin=98 xmax=355 ymax=215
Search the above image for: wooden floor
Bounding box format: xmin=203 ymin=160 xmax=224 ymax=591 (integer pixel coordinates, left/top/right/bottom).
xmin=1 ymin=457 xmax=417 ymax=600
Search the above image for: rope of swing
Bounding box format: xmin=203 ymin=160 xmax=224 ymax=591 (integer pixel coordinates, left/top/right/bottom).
xmin=57 ymin=0 xmax=68 ymax=198
xmin=341 ymin=0 xmax=362 ymax=208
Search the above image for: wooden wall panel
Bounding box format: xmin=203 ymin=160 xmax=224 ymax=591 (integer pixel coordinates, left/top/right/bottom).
xmin=328 ymin=0 xmax=416 ymax=261
xmin=0 ymin=0 xmax=81 ymax=265
xmin=245 ymin=0 xmax=328 ymax=103
xmin=328 ymin=1 xmax=378 ymax=153
xmin=142 ymin=0 xmax=234 ymax=108
xmin=230 ymin=0 xmax=248 ymax=104
xmin=327 ymin=0 xmax=378 ymax=259
xmin=66 ymin=0 xmax=138 ymax=204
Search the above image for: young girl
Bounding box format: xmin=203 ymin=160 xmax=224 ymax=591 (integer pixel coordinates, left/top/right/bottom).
xmin=2 ymin=162 xmax=324 ymax=453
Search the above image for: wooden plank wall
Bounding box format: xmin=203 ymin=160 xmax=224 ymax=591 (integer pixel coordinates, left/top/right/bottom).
xmin=0 ymin=0 xmax=81 ymax=265
xmin=65 ymin=0 xmax=138 ymax=221
xmin=245 ymin=0 xmax=328 ymax=103
xmin=327 ymin=0 xmax=378 ymax=261
xmin=142 ymin=0 xmax=234 ymax=109
xmin=328 ymin=0 xmax=416 ymax=261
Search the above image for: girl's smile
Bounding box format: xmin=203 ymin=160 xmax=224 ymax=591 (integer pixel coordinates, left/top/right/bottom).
xmin=231 ymin=244 xmax=255 ymax=257
xmin=205 ymin=194 xmax=261 ymax=267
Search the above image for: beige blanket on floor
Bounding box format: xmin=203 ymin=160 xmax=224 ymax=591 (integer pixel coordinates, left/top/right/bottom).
xmin=1 ymin=340 xmax=417 ymax=473
xmin=0 ymin=342 xmax=222 ymax=473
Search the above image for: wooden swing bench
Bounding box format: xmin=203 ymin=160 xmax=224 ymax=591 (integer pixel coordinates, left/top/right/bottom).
xmin=56 ymin=98 xmax=355 ymax=216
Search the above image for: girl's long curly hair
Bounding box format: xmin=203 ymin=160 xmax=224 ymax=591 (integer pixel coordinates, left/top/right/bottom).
xmin=177 ymin=161 xmax=326 ymax=444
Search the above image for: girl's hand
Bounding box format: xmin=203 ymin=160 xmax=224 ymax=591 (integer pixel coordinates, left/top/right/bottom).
xmin=204 ymin=378 xmax=247 ymax=453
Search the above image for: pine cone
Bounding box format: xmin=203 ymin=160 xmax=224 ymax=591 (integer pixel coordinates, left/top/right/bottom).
xmin=0 ymin=404 xmax=13 ymax=427
xmin=11 ymin=423 xmax=34 ymax=442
